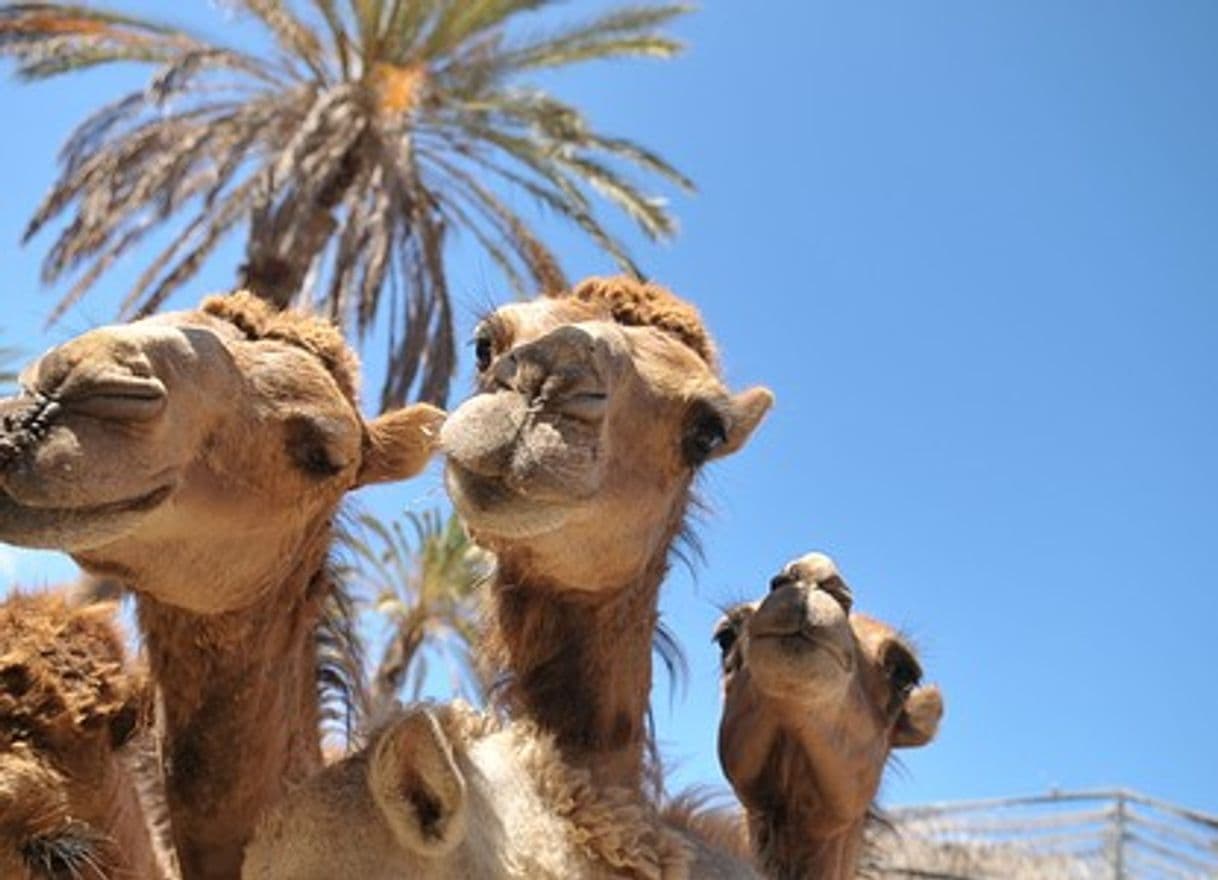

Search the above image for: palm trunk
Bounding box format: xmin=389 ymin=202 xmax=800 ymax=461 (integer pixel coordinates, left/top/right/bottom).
xmin=239 ymin=140 xmax=364 ymax=309
xmin=371 ymin=609 xmax=427 ymax=713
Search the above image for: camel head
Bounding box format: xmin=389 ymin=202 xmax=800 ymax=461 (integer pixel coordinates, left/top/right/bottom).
xmin=244 ymin=703 xmax=689 ymax=880
xmin=244 ymin=707 xmax=481 ymax=880
xmin=0 ymin=293 xmax=444 ymax=612
xmin=442 ymin=276 xmax=773 ymax=590
xmin=0 ymin=593 xmax=151 ymax=880
xmin=715 ymin=553 xmax=944 ymax=827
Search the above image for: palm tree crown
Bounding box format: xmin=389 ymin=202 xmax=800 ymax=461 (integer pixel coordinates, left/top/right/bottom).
xmin=0 ymin=1 xmax=694 ymax=406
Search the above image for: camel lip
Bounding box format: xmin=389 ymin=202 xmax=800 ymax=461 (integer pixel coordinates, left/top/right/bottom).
xmin=0 ymin=482 xmax=175 ymax=519
xmin=750 ymin=626 xmax=853 ymax=670
xmin=445 ymin=460 xmax=516 ymax=506
xmin=750 ymin=624 xmax=817 ymax=643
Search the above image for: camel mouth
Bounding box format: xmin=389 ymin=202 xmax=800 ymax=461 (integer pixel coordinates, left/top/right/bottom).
xmin=445 ymin=461 xmax=517 ymax=507
xmin=444 ymin=461 xmax=570 ymax=539
xmin=0 ymin=483 xmax=175 ymax=550
xmin=749 ymin=626 xmax=852 ymax=671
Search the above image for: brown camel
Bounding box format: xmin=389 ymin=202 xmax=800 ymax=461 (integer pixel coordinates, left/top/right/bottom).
xmin=714 ymin=553 xmax=944 ymax=880
xmin=243 ymin=702 xmax=697 ymax=880
xmin=442 ymin=276 xmax=773 ymax=793
xmin=0 ymin=590 xmax=171 ymax=880
xmin=0 ymin=293 xmax=444 ymax=880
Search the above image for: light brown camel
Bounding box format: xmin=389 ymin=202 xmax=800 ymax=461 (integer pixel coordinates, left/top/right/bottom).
xmin=242 ymin=701 xmax=696 ymax=880
xmin=714 ymin=553 xmax=944 ymax=880
xmin=0 ymin=590 xmax=171 ymax=880
xmin=441 ymin=276 xmax=773 ymax=793
xmin=0 ymin=293 xmax=444 ymax=880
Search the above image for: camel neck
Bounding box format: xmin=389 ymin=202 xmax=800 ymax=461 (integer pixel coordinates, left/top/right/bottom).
xmin=745 ymin=743 xmax=870 ymax=880
xmin=136 ymin=527 xmax=330 ymax=880
xmin=489 ymin=555 xmax=669 ymax=793
xmin=749 ymin=806 xmax=866 ymax=880
xmin=65 ymin=741 xmax=170 ymax=880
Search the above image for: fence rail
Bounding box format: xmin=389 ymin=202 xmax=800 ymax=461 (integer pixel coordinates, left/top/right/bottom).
xmin=875 ymin=789 xmax=1218 ymax=879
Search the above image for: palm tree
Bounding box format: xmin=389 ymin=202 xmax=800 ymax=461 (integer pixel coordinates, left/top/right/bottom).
xmin=0 ymin=1 xmax=694 ymax=407
xmin=340 ymin=508 xmax=491 ymax=713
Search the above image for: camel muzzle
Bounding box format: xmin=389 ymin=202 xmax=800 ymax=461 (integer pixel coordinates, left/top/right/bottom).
xmin=0 ymin=393 xmax=59 ymax=472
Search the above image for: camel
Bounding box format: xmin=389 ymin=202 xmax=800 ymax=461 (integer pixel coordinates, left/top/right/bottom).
xmin=441 ymin=276 xmax=773 ymax=793
xmin=243 ymin=701 xmax=700 ymax=880
xmin=714 ymin=553 xmax=944 ymax=880
xmin=0 ymin=590 xmax=171 ymax=880
xmin=0 ymin=293 xmax=444 ymax=880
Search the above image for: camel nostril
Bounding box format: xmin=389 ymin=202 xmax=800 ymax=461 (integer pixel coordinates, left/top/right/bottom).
xmin=817 ymin=575 xmax=854 ymax=613
xmin=769 ymin=572 xmax=794 ymax=592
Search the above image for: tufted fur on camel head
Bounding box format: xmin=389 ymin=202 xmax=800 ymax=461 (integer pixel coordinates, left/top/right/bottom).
xmin=0 ymin=591 xmax=166 ymax=880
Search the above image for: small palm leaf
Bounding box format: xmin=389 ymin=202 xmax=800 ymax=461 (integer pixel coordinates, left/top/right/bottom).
xmin=339 ymin=508 xmax=492 ymax=714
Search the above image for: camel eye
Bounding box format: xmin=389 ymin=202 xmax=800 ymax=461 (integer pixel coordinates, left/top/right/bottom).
xmin=473 ymin=331 xmax=494 ymax=372
xmin=284 ymin=416 xmax=346 ymax=478
xmin=684 ymin=405 xmax=727 ymax=466
xmin=713 ymin=625 xmax=737 ymax=655
xmin=23 ymin=825 xmax=103 ymax=879
xmin=884 ymin=645 xmax=922 ymax=697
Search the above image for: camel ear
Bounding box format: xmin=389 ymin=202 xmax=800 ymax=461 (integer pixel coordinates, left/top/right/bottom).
xmin=711 ymin=386 xmax=774 ymax=461
xmin=369 ymin=708 xmax=467 ymax=856
xmin=357 ymin=404 xmax=446 ymax=487
xmin=893 ymin=684 xmax=944 ymax=749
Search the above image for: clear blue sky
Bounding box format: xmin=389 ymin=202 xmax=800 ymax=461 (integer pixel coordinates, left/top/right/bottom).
xmin=1 ymin=1 xmax=1216 ymax=814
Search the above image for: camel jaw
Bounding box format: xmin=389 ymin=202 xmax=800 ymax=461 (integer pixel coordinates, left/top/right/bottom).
xmin=0 ymin=483 xmax=173 ymax=551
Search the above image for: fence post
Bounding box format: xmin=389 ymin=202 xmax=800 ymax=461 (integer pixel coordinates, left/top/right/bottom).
xmin=1111 ymin=791 xmax=1127 ymax=880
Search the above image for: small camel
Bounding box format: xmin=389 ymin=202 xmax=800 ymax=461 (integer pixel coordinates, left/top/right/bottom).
xmin=0 ymin=590 xmax=170 ymax=880
xmin=714 ymin=553 xmax=944 ymax=880
xmin=242 ymin=700 xmax=764 ymax=880
xmin=0 ymin=293 xmax=444 ymax=880
xmin=441 ymin=276 xmax=773 ymax=793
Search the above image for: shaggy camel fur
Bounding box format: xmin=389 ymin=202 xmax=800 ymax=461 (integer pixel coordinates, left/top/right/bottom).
xmin=0 ymin=591 xmax=170 ymax=880
xmin=0 ymin=293 xmax=444 ymax=880
xmin=715 ymin=553 xmax=944 ymax=880
xmin=442 ymin=276 xmax=773 ymax=792
xmin=243 ymin=701 xmax=767 ymax=880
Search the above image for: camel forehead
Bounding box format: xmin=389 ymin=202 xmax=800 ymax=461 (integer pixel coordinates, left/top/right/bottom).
xmin=58 ymin=299 xmax=361 ymax=404
xmin=493 ymin=298 xmax=722 ymax=388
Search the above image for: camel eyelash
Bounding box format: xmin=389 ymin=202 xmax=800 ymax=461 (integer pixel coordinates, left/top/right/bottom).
xmin=22 ymin=822 xmax=108 ymax=879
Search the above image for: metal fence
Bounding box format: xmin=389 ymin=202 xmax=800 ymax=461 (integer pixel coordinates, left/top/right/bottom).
xmin=873 ymin=790 xmax=1218 ymax=879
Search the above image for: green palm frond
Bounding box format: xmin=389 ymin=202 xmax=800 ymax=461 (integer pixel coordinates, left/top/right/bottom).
xmin=339 ymin=508 xmax=492 ymax=712
xmin=1 ymin=0 xmax=694 ymax=408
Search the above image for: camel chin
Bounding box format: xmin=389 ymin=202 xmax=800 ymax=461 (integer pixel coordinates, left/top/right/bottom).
xmin=442 ymin=462 xmax=573 ymax=540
